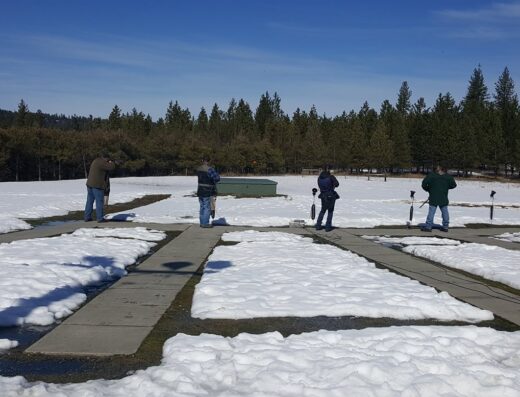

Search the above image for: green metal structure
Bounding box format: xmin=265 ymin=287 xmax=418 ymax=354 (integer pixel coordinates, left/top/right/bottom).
xmin=217 ymin=178 xmax=278 ymax=197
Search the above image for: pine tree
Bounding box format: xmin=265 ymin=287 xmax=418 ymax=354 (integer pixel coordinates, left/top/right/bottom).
xmin=196 ymin=107 xmax=209 ymax=133
xmin=461 ymin=66 xmax=492 ymax=169
xmin=15 ymin=99 xmax=29 ymax=127
xmin=108 ymin=105 xmax=122 ymax=130
xmin=463 ymin=65 xmax=489 ymax=108
xmin=481 ymin=105 xmax=505 ymax=174
xmin=369 ymin=121 xmax=393 ymax=172
xmin=301 ymin=114 xmax=325 ymax=167
xmin=379 ymin=100 xmax=411 ymax=170
xmin=165 ymin=101 xmax=192 ymax=132
xmin=358 ymin=101 xmax=378 ymax=141
xmin=126 ymin=108 xmax=146 ymax=134
xmin=235 ymin=99 xmax=254 ymax=136
xmin=226 ymin=98 xmax=238 ymax=140
xmin=494 ymin=67 xmax=520 ymax=175
xmin=396 ymin=81 xmax=412 ymax=115
xmin=348 ymin=119 xmax=369 ymax=172
xmin=209 ymin=103 xmax=224 ymax=141
xmin=409 ymin=97 xmax=431 ymax=171
xmin=255 ymin=92 xmax=274 ymax=136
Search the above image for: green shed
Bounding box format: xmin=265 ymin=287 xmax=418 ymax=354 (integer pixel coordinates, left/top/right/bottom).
xmin=216 ymin=178 xmax=278 ymax=197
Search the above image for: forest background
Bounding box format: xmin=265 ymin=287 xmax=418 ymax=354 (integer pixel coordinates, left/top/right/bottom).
xmin=1 ymin=66 xmax=519 ymax=182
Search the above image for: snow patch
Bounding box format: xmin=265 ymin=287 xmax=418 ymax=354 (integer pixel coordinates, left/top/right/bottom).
xmin=0 ymin=339 xmax=18 ymax=350
xmin=493 ymin=232 xmax=520 ymax=243
xmin=0 ymin=228 xmax=163 ymax=327
xmin=2 ymin=327 xmax=520 ymax=396
xmin=192 ymin=231 xmax=492 ymax=322
xmin=363 ymin=235 xmax=462 ymax=246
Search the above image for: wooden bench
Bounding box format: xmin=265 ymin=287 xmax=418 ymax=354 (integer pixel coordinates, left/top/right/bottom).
xmin=301 ymin=168 xmax=321 ymax=175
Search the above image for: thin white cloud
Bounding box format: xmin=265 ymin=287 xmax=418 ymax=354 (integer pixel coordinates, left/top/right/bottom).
xmin=17 ymin=33 xmax=339 ymax=78
xmin=441 ymin=27 xmax=512 ymax=40
xmin=437 ymin=2 xmax=520 ymax=21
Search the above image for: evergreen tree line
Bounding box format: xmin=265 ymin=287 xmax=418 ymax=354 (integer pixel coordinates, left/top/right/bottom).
xmin=0 ymin=66 xmax=519 ymax=182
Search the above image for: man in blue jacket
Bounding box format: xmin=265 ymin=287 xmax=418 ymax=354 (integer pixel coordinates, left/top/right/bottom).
xmin=196 ymin=157 xmax=220 ymax=228
xmin=315 ymin=165 xmax=340 ymax=232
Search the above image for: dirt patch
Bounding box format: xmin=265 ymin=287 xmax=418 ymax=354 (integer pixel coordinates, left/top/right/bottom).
xmin=26 ymin=194 xmax=171 ymax=227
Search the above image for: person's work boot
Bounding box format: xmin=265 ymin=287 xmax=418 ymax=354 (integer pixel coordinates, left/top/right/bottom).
xmin=440 ymin=227 xmax=449 ymax=232
xmin=315 ymin=225 xmax=323 ymax=231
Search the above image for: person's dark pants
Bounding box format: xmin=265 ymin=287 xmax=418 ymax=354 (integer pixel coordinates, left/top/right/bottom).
xmin=316 ymin=196 xmax=336 ymax=230
xmin=85 ymin=186 xmax=105 ymax=221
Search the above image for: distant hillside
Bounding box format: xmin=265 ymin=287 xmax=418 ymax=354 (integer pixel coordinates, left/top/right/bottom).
xmin=0 ymin=109 xmax=16 ymax=128
xmin=0 ymin=107 xmax=104 ymax=130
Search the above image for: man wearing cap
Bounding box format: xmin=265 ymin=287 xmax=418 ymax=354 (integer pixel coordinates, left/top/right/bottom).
xmin=84 ymin=154 xmax=116 ymax=222
xmin=196 ymin=157 xmax=220 ymax=227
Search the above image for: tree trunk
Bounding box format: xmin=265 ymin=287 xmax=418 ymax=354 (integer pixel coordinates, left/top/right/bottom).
xmin=15 ymin=155 xmax=19 ymax=182
xmin=82 ymin=153 xmax=88 ymax=178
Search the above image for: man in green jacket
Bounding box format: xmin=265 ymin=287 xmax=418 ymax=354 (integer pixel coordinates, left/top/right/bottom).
xmin=84 ymin=154 xmax=116 ymax=222
xmin=421 ymin=165 xmax=457 ymax=232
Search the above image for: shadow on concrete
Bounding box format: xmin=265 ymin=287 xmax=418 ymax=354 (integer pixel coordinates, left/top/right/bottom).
xmin=212 ymin=217 xmax=229 ymax=226
xmin=131 ymin=261 xmax=197 ymax=275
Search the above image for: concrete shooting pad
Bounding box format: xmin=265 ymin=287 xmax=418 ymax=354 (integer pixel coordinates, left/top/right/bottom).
xmin=26 ymin=225 xmax=222 ymax=356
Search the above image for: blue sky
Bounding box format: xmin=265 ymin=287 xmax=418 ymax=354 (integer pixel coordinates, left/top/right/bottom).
xmin=1 ymin=0 xmax=519 ymax=119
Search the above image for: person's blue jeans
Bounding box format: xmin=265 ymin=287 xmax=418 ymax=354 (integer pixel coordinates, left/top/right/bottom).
xmin=425 ymin=205 xmax=449 ymax=229
xmin=85 ymin=186 xmax=105 ymax=221
xmin=199 ymin=196 xmax=211 ymax=226
xmin=316 ymin=196 xmax=336 ymax=230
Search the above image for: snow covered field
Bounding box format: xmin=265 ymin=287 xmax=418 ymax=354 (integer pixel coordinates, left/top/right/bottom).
xmin=366 ymin=236 xmax=520 ymax=290
xmin=0 ymin=179 xmax=165 ymax=233
xmin=0 ymin=227 xmax=164 ymax=327
xmin=1 ymin=177 xmax=520 ymax=395
xmin=1 ymin=175 xmax=520 ymax=233
xmin=2 ymin=326 xmax=520 ymax=397
xmin=191 ymin=231 xmax=492 ymax=322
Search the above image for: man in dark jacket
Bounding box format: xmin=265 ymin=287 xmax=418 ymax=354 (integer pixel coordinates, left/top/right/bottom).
xmin=196 ymin=157 xmax=220 ymax=228
xmin=84 ymin=154 xmax=115 ymax=222
xmin=421 ymin=165 xmax=457 ymax=232
xmin=315 ymin=166 xmax=340 ymax=232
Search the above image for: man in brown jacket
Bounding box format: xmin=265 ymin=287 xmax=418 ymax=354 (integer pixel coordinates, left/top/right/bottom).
xmin=84 ymin=154 xmax=115 ymax=222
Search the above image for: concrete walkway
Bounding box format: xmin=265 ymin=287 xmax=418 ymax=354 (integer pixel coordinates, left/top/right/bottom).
xmin=315 ymin=227 xmax=520 ymax=326
xmin=26 ymin=225 xmax=222 ymax=356
xmin=0 ymin=221 xmax=189 ymax=244
xmin=10 ymin=222 xmax=520 ymax=356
